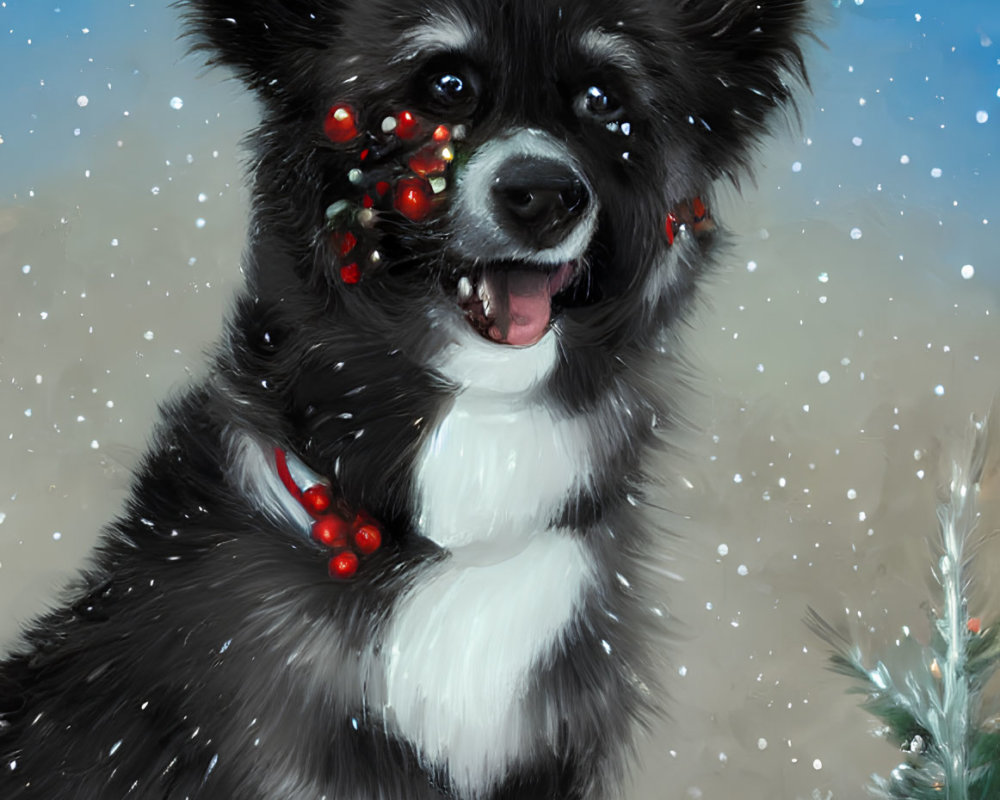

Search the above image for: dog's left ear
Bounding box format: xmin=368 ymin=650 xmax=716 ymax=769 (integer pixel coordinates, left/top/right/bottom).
xmin=675 ymin=0 xmax=811 ymax=180
xmin=178 ymin=0 xmax=343 ymax=104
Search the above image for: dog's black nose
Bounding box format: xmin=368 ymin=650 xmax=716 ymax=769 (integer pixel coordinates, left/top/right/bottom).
xmin=491 ymin=158 xmax=589 ymax=251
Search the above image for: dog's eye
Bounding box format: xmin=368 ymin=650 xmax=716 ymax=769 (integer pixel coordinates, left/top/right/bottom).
xmin=577 ymin=85 xmax=623 ymax=122
xmin=431 ymin=73 xmax=465 ymax=101
xmin=427 ymin=71 xmax=479 ymax=114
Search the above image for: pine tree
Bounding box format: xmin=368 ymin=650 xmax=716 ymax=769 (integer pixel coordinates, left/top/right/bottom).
xmin=810 ymin=409 xmax=1000 ymax=799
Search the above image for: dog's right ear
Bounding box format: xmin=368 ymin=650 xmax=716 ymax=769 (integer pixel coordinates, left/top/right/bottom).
xmin=178 ymin=0 xmax=343 ymax=103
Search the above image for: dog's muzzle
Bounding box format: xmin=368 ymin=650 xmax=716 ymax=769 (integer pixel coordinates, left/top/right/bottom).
xmin=447 ymin=130 xmax=599 ymax=347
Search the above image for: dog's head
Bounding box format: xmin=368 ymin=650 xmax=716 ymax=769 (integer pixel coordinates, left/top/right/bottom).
xmin=183 ymin=0 xmax=806 ymax=356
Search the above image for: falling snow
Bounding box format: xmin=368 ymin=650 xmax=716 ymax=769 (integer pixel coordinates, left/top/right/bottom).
xmin=1 ymin=3 xmax=997 ymax=800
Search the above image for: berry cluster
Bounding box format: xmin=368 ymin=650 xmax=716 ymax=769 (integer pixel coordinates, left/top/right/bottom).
xmin=664 ymin=196 xmax=711 ymax=246
xmin=274 ymin=448 xmax=383 ymax=579
xmin=322 ymin=102 xmax=461 ymax=285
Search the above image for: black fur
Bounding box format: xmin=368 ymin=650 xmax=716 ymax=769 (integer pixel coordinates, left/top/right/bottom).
xmin=0 ymin=1 xmax=807 ymax=797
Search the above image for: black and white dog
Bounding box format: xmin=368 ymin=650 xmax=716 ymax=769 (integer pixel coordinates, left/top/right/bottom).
xmin=0 ymin=1 xmax=807 ymax=797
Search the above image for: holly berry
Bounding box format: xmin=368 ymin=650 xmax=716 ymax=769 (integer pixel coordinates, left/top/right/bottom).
xmin=665 ymin=212 xmax=678 ymax=246
xmin=340 ymin=263 xmax=362 ymax=284
xmin=302 ymin=485 xmax=332 ymax=514
xmin=395 ymin=110 xmax=421 ymax=140
xmin=324 ymin=103 xmax=359 ymax=143
xmin=312 ymin=515 xmax=350 ymax=548
xmin=394 ymin=177 xmax=434 ymax=222
xmin=329 ymin=551 xmax=359 ymax=579
xmin=408 ymin=146 xmax=449 ymax=178
xmin=353 ymin=523 xmax=382 ymax=555
xmin=332 ymin=230 xmax=357 ymax=258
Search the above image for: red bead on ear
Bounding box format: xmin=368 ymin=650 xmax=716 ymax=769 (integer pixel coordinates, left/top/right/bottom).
xmin=394 ymin=177 xmax=433 ymax=221
xmin=692 ymin=196 xmax=707 ymax=221
xmin=324 ymin=103 xmax=359 ymax=143
xmin=664 ymin=212 xmax=678 ymax=246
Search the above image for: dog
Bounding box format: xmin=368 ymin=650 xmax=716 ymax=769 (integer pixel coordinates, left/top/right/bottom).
xmin=0 ymin=1 xmax=807 ymax=797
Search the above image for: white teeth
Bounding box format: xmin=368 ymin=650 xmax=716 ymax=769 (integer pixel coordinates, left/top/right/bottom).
xmin=478 ymin=281 xmax=493 ymax=318
xmin=458 ymin=276 xmax=473 ymax=301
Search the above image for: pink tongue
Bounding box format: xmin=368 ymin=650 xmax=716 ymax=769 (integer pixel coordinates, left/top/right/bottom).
xmin=494 ymin=270 xmax=552 ymax=346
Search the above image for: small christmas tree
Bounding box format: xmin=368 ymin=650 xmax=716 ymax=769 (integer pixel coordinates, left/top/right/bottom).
xmin=810 ymin=408 xmax=1000 ymax=799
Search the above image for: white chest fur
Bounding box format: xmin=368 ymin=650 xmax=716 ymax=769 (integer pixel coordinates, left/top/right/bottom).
xmin=367 ymin=322 xmax=597 ymax=795
xmin=415 ymin=320 xmax=594 ymax=549
xmin=373 ymin=533 xmax=593 ymax=795
xmin=415 ymin=388 xmax=593 ymax=549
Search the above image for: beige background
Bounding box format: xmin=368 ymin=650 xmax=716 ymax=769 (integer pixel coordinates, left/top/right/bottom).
xmin=2 ymin=5 xmax=999 ymax=799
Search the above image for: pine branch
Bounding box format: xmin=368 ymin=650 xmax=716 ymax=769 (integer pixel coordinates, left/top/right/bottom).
xmin=809 ymin=407 xmax=1000 ymax=799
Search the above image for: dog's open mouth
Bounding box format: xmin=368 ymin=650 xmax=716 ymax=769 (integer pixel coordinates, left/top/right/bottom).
xmin=456 ymin=261 xmax=578 ymax=346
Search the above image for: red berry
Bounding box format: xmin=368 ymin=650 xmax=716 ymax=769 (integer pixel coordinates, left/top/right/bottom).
xmin=362 ymin=195 xmax=374 ymax=209
xmin=408 ymin=147 xmax=448 ymax=178
xmin=332 ymin=230 xmax=357 ymax=257
xmin=312 ymin=516 xmax=349 ymax=548
xmin=340 ymin=263 xmax=361 ymax=284
xmin=324 ymin=103 xmax=359 ymax=143
xmin=329 ymin=551 xmax=359 ymax=579
xmin=664 ymin=212 xmax=677 ymax=245
xmin=692 ymin=196 xmax=707 ymax=220
xmin=353 ymin=523 xmax=382 ymax=555
xmin=395 ymin=110 xmax=420 ymax=140
xmin=302 ymin=485 xmax=332 ymax=514
xmin=969 ymin=617 xmax=982 ymax=634
xmin=375 ymin=181 xmax=390 ymax=197
xmin=432 ymin=124 xmax=451 ymax=143
xmin=394 ymin=177 xmax=433 ymax=222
